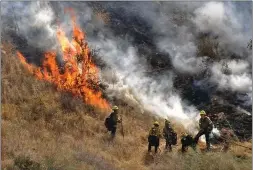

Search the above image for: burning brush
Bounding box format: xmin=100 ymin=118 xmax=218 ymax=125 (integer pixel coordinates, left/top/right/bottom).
xmin=17 ymin=10 xmax=110 ymax=111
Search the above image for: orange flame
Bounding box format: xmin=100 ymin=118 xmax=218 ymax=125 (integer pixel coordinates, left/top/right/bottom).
xmin=17 ymin=11 xmax=110 ymax=110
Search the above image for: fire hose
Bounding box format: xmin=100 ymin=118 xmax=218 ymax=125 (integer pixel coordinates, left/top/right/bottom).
xmin=230 ymin=141 xmax=252 ymax=150
xmin=217 ymin=135 xmax=252 ymax=150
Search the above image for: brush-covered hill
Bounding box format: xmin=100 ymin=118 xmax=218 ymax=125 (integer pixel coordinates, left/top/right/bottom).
xmin=1 ymin=43 xmax=252 ymax=170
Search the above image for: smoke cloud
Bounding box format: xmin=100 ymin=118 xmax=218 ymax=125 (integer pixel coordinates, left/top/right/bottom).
xmin=211 ymin=60 xmax=252 ymax=92
xmin=193 ymin=2 xmax=251 ymax=57
xmin=2 ymin=2 xmax=57 ymax=50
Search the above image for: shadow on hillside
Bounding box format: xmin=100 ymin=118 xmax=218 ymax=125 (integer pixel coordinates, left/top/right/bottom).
xmin=143 ymin=152 xmax=155 ymax=165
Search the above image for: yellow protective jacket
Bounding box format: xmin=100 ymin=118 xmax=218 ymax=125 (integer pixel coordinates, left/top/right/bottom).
xmin=199 ymin=116 xmax=213 ymax=131
xmin=109 ymin=112 xmax=121 ymax=127
xmin=149 ymin=126 xmax=161 ymax=138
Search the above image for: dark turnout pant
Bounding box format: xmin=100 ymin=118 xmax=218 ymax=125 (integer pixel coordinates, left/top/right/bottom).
xmin=165 ymin=137 xmax=172 ymax=151
xmin=111 ymin=126 xmax=117 ymax=138
xmin=194 ymin=129 xmax=211 ymax=150
xmin=148 ymin=136 xmax=160 ymax=153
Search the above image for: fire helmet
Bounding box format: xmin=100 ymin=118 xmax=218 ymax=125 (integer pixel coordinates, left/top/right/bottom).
xmin=200 ymin=110 xmax=206 ymax=115
xmin=112 ymin=105 xmax=119 ymax=110
xmin=165 ymin=119 xmax=170 ymax=124
xmin=153 ymin=121 xmax=159 ymax=126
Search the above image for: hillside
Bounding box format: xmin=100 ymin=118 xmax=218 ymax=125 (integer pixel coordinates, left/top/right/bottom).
xmin=1 ymin=43 xmax=252 ymax=170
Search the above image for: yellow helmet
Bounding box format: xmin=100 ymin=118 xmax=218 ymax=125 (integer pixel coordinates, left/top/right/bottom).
xmin=181 ymin=132 xmax=187 ymax=137
xmin=153 ymin=121 xmax=159 ymax=126
xmin=112 ymin=105 xmax=119 ymax=110
xmin=200 ymin=110 xmax=206 ymax=115
xmin=165 ymin=119 xmax=170 ymax=124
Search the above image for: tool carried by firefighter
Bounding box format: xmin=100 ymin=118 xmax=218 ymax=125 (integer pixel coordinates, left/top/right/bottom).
xmin=120 ymin=114 xmax=125 ymax=139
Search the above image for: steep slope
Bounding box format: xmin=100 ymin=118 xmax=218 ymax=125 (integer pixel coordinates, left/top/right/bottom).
xmin=1 ymin=43 xmax=252 ymax=170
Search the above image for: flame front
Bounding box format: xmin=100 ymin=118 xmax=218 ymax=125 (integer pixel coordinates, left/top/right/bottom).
xmin=17 ymin=11 xmax=110 ymax=110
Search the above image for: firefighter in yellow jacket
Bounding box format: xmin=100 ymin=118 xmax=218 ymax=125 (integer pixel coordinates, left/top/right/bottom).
xmin=194 ymin=110 xmax=213 ymax=151
xmin=148 ymin=121 xmax=161 ymax=153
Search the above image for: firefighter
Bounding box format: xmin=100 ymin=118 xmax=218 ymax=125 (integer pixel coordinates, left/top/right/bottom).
xmin=194 ymin=110 xmax=213 ymax=151
xmin=105 ymin=106 xmax=121 ymax=138
xmin=163 ymin=119 xmax=175 ymax=151
xmin=148 ymin=121 xmax=161 ymax=154
xmin=181 ymin=132 xmax=196 ymax=153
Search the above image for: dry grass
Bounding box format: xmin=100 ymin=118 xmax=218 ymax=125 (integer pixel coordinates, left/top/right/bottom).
xmin=1 ymin=42 xmax=252 ymax=170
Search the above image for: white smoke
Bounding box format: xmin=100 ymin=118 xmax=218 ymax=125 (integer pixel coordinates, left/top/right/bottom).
xmin=1 ymin=2 xmax=57 ymax=50
xmin=88 ymin=35 xmax=199 ymax=122
xmin=130 ymin=2 xmax=207 ymax=74
xmin=193 ymin=2 xmax=252 ymax=106
xmin=211 ymin=60 xmax=252 ymax=92
xmin=82 ymin=8 xmax=201 ymax=132
xmin=131 ymin=1 xmax=252 ymax=108
xmin=193 ymin=2 xmax=250 ymax=57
